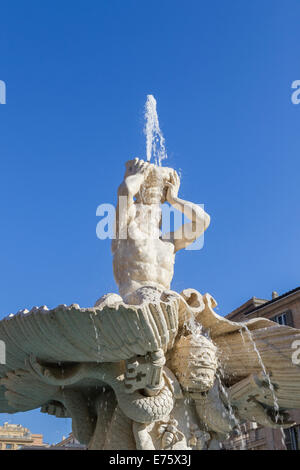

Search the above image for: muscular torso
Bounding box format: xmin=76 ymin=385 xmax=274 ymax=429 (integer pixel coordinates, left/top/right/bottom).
xmin=112 ymin=203 xmax=175 ymax=298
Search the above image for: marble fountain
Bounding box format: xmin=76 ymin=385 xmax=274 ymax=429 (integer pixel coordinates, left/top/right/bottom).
xmin=0 ymin=157 xmax=300 ymax=450
xmin=0 ymin=95 xmax=300 ymax=449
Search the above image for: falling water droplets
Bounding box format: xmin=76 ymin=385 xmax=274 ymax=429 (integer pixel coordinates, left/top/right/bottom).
xmin=242 ymin=324 xmax=286 ymax=449
xmin=242 ymin=325 xmax=279 ymax=416
xmin=184 ymin=311 xmax=203 ymax=340
xmin=216 ymin=369 xmax=246 ymax=450
xmin=90 ymin=313 xmax=101 ymax=362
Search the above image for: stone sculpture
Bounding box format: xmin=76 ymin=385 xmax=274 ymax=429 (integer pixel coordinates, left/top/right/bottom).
xmin=0 ymin=158 xmax=300 ymax=450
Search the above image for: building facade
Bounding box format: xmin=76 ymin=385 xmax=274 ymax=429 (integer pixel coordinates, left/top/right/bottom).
xmin=224 ymin=287 xmax=300 ymax=450
xmin=52 ymin=433 xmax=86 ymax=450
xmin=0 ymin=422 xmax=47 ymax=450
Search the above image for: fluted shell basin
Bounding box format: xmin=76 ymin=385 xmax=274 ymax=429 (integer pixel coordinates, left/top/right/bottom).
xmin=1 ymin=288 xmax=300 ymax=414
xmin=0 ymin=297 xmax=180 ymax=413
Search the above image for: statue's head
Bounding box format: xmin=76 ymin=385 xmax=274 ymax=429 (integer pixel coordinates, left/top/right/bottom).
xmin=125 ymin=158 xmax=177 ymax=205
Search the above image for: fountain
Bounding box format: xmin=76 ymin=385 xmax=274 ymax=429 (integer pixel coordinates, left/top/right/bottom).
xmin=0 ymin=98 xmax=300 ymax=450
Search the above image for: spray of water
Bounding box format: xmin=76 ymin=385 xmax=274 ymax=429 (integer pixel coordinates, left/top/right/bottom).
xmin=144 ymin=95 xmax=167 ymax=166
xmin=185 ymin=312 xmax=203 ymax=339
xmin=242 ymin=324 xmax=286 ymax=448
xmin=216 ymin=369 xmax=246 ymax=450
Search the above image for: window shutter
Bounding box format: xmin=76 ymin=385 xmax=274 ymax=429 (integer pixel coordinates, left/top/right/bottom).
xmin=285 ymin=310 xmax=294 ymax=327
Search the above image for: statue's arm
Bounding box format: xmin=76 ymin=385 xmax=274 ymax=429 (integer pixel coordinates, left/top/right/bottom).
xmin=114 ymin=159 xmax=148 ymax=237
xmin=164 ymin=171 xmax=210 ymax=252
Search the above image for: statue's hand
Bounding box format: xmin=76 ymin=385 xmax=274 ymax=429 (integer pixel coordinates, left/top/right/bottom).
xmin=166 ymin=170 xmax=180 ymax=204
xmin=124 ymin=158 xmax=153 ymax=196
xmin=125 ymin=158 xmax=152 ymax=178
xmin=25 ymin=354 xmax=59 ymax=385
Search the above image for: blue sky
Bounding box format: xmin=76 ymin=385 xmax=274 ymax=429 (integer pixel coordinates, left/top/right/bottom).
xmin=0 ymin=0 xmax=299 ymax=444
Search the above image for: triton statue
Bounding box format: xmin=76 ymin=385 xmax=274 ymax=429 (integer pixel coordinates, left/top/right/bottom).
xmin=112 ymin=157 xmax=210 ymax=302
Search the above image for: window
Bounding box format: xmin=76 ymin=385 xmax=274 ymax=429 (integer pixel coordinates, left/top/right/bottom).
xmin=5 ymin=444 xmax=12 ymax=449
xmin=271 ymin=311 xmax=294 ymax=327
xmin=284 ymin=425 xmax=300 ymax=450
xmin=255 ymin=427 xmax=264 ymax=440
xmin=272 ymin=313 xmax=287 ymax=325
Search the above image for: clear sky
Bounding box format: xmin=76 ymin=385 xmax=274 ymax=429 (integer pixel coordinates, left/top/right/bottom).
xmin=0 ymin=0 xmax=299 ymax=445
